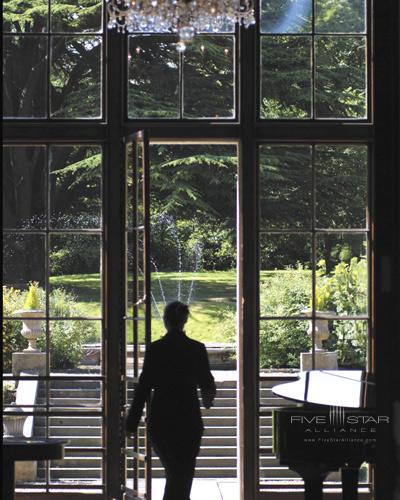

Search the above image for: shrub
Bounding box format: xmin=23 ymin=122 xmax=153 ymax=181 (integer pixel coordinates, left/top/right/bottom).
xmin=320 ymin=257 xmax=367 ymax=368
xmin=259 ymin=269 xmax=311 ymax=369
xmin=3 ymin=285 xmax=97 ymax=371
xmin=50 ymin=233 xmax=100 ymax=276
xmin=150 ymin=214 xmax=236 ymax=272
xmin=3 ymin=286 xmax=28 ymax=371
xmin=39 ymin=288 xmax=97 ymax=369
xmin=3 ymin=381 xmax=16 ymax=404
xmin=258 ymin=258 xmax=368 ymax=370
xmin=23 ymin=282 xmax=41 ymax=310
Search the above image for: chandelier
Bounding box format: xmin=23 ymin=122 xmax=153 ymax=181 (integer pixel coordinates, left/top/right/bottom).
xmin=106 ymin=0 xmax=255 ymax=51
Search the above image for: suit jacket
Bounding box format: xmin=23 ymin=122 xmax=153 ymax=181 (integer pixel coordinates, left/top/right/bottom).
xmin=126 ymin=331 xmax=216 ymax=442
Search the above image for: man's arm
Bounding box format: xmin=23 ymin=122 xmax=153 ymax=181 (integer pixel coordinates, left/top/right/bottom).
xmin=198 ymin=344 xmax=216 ymax=409
xmin=125 ymin=347 xmax=153 ymax=433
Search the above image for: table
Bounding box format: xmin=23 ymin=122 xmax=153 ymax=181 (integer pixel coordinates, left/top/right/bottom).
xmin=2 ymin=438 xmax=68 ymax=500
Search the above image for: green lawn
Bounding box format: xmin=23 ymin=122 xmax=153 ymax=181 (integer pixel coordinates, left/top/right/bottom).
xmin=50 ymin=271 xmax=238 ymax=343
xmin=50 ymin=270 xmax=301 ymax=343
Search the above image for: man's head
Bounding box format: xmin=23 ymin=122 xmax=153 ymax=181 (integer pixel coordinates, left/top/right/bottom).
xmin=163 ymin=301 xmax=189 ymax=331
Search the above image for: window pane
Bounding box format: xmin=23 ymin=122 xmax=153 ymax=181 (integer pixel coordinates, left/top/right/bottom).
xmin=50 ymin=146 xmax=102 ymax=229
xmin=126 ymin=141 xmax=145 ymax=228
xmin=3 ymin=0 xmax=48 ymax=32
xmin=50 ymin=449 xmax=103 ymax=485
xmin=259 ymin=145 xmax=312 ymax=229
xmin=128 ymin=36 xmax=179 ymax=119
xmin=50 ymin=36 xmax=102 ymax=118
xmin=48 ymin=378 xmax=102 ymax=405
xmin=259 ymin=319 xmax=310 ymax=369
xmin=3 ymin=36 xmax=47 ymax=118
xmin=328 ymin=320 xmax=367 ymax=369
xmin=51 ymin=0 xmax=103 ymax=33
xmin=315 ymin=0 xmax=366 ymax=33
xmin=183 ymin=36 xmax=235 ymax=119
xmin=50 ymin=234 xmax=102 ymax=317
xmin=315 ymin=145 xmax=368 ymax=228
xmin=260 ymin=234 xmax=312 ymax=316
xmin=3 ymin=234 xmax=46 ymax=291
xmin=3 ymin=146 xmax=46 ymax=229
xmin=316 ymin=233 xmax=367 ymax=315
xmin=260 ymin=0 xmax=312 ymax=33
xmin=2 ymin=319 xmax=41 ymax=373
xmin=261 ymin=36 xmax=311 ymax=119
xmin=315 ymin=36 xmax=366 ymax=118
xmin=148 ymin=144 xmax=237 ymax=342
xmin=126 ymin=231 xmax=145 ymax=317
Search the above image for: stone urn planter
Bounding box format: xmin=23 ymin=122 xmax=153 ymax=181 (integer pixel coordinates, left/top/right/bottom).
xmin=3 ymin=405 xmax=27 ymax=437
xmin=300 ymin=308 xmax=338 ymax=371
xmin=302 ymin=308 xmax=336 ymax=350
xmin=14 ymin=309 xmax=45 ymax=351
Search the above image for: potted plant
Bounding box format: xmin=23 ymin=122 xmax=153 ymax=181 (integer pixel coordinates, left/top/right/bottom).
xmin=3 ymin=381 xmax=16 ymax=405
xmin=302 ymin=284 xmax=335 ymax=350
xmin=14 ymin=283 xmax=45 ymax=351
xmin=2 ymin=381 xmax=26 ymax=437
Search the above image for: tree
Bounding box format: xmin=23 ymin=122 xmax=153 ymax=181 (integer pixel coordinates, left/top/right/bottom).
xmin=3 ymin=0 xmax=102 ymax=118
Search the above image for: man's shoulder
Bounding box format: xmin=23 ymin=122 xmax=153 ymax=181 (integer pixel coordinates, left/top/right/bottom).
xmin=184 ymin=335 xmax=206 ymax=351
xmin=149 ymin=338 xmax=164 ymax=349
xmin=149 ymin=334 xmax=205 ymax=351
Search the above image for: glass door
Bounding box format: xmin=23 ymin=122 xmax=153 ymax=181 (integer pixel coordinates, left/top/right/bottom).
xmin=123 ymin=131 xmax=152 ymax=500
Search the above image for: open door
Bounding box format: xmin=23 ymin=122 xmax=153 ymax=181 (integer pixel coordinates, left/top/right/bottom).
xmin=123 ymin=130 xmax=152 ymax=499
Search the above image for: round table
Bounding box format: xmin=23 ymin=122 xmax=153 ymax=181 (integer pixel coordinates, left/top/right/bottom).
xmin=2 ymin=438 xmax=68 ymax=500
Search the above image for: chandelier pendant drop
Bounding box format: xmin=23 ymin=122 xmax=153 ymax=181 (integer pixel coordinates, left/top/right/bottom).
xmin=106 ymin=0 xmax=255 ymax=51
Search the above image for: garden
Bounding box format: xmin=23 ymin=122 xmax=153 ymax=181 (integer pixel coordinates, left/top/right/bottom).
xmin=3 ymin=143 xmax=368 ymax=372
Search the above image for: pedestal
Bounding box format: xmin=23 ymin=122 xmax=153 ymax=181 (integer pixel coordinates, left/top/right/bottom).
xmin=15 ymin=462 xmax=38 ymax=483
xmin=11 ymin=352 xmax=46 ymax=482
xmin=12 ymin=352 xmax=46 ymax=376
xmin=300 ymin=351 xmax=338 ymax=371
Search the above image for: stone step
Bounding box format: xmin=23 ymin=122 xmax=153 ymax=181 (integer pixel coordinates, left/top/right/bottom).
xmin=135 ymin=456 xmax=239 ymax=468
xmin=36 ymin=425 xmax=102 ymax=436
xmin=136 ymin=435 xmax=271 ymax=447
xmin=32 ymin=373 xmax=298 ymax=482
xmin=48 ymin=436 xmax=103 ymax=446
xmin=203 ymin=425 xmax=237 ymax=436
xmin=38 ymin=467 xmax=102 ymax=479
xmin=260 ymin=397 xmax=297 ymax=407
xmin=199 ymin=446 xmax=237 ymax=457
xmin=38 ymin=388 xmax=272 ymax=398
xmin=40 ymin=465 xmax=298 ymax=481
xmin=47 ymin=380 xmax=101 ymax=389
xmin=259 ymin=467 xmax=302 ymax=479
xmin=202 ymin=416 xmax=237 ymax=426
xmin=46 ymin=398 xmax=102 ymax=407
xmin=39 ymin=389 xmax=101 ymax=399
xmin=202 ymin=407 xmax=236 ymax=416
xmin=48 ymin=416 xmax=102 ymax=426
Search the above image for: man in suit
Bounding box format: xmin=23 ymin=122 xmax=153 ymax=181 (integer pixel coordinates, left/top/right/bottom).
xmin=126 ymin=301 xmax=217 ymax=500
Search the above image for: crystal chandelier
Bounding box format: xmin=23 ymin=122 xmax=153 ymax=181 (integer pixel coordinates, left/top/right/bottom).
xmin=106 ymin=0 xmax=255 ymax=51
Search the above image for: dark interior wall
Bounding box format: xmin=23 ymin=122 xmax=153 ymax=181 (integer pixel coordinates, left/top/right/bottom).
xmin=374 ymin=0 xmax=400 ymax=499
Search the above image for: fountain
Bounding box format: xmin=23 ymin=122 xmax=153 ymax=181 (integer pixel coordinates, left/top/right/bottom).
xmin=150 ymin=214 xmax=203 ymax=315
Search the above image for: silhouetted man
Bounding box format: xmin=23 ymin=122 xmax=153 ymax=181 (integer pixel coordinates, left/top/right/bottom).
xmin=126 ymin=301 xmax=217 ymax=500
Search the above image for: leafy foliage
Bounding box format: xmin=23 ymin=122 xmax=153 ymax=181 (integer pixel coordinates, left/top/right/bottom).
xmin=3 ymin=287 xmax=28 ymax=370
xmin=3 ymin=0 xmax=102 ymax=118
xmin=3 ymin=285 xmax=97 ymax=371
xmin=149 ymin=145 xmax=237 ymax=272
xmin=3 ymin=381 xmax=17 ymax=405
xmin=260 ymin=269 xmax=311 ymax=368
xmin=23 ymin=282 xmax=41 ymax=310
xmin=260 ymin=0 xmax=366 ymax=119
xmin=258 ymin=258 xmax=367 ymax=369
xmin=128 ymin=35 xmax=234 ymax=119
